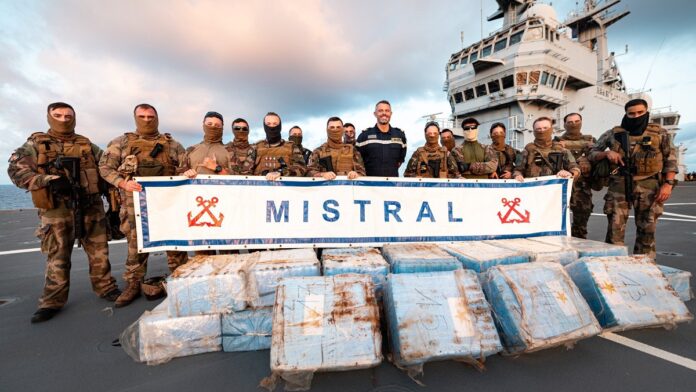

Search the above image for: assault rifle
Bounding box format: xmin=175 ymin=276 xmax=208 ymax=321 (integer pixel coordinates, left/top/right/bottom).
xmin=54 ymin=156 xmax=86 ymax=246
xmin=613 ymin=129 xmax=635 ymax=205
xmin=318 ymin=156 xmax=334 ymax=173
xmin=427 ymin=159 xmax=441 ymax=178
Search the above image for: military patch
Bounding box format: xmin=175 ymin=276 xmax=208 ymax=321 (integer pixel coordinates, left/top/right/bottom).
xmin=368 ymin=135 xmax=377 ymax=139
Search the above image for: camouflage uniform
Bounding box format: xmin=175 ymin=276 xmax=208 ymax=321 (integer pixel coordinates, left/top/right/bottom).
xmin=491 ymin=144 xmax=518 ymax=178
xmin=99 ymin=132 xmax=189 ymax=282
xmin=404 ymin=146 xmax=460 ymax=178
xmin=513 ymin=141 xmax=580 ymax=179
xmin=225 ymin=141 xmax=255 ymax=175
xmin=590 ymin=123 xmax=678 ymax=259
xmin=557 ymin=133 xmax=596 ymax=238
xmin=8 ymin=132 xmax=118 ymax=309
xmin=240 ymin=139 xmax=307 ymax=176
xmin=451 ymin=141 xmax=498 ymax=179
xmin=306 ymin=142 xmax=366 ymax=177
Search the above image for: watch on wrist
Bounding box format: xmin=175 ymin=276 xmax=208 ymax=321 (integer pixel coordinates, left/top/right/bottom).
xmin=214 ymin=165 xmax=223 ymax=173
xmin=664 ymin=179 xmax=676 ymax=186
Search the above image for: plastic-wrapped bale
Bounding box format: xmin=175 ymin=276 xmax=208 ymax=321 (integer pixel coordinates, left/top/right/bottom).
xmin=322 ymin=248 xmax=389 ymax=295
xmin=251 ymin=248 xmax=321 ymax=308
xmin=385 ymin=270 xmax=502 ymax=373
xmin=486 ymin=238 xmax=578 ymax=265
xmin=658 ymin=265 xmax=693 ymax=302
xmin=167 ymin=254 xmax=258 ymax=317
xmin=530 ymin=236 xmax=628 ymax=257
xmin=267 ymin=274 xmax=381 ymax=391
xmin=439 ymin=241 xmax=530 ymax=273
xmin=566 ymin=256 xmax=693 ymax=330
xmin=120 ymin=299 xmax=221 ymax=365
xmin=482 ymin=262 xmax=601 ymax=354
xmin=222 ymin=307 xmax=273 ymax=352
xmin=382 ymin=243 xmax=461 ymax=273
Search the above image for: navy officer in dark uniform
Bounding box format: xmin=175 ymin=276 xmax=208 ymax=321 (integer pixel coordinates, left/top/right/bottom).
xmin=356 ymin=100 xmax=407 ymax=177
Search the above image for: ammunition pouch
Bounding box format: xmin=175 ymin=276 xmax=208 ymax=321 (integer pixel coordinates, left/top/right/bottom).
xmin=136 ymin=159 xmax=165 ymax=176
xmin=31 ymin=187 xmax=55 ymax=209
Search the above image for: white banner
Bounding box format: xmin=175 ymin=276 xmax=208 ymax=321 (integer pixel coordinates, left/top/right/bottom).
xmin=134 ymin=175 xmax=571 ymax=252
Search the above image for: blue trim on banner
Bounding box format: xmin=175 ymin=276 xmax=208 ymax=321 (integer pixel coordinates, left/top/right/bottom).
xmin=140 ymin=177 xmax=567 ymax=189
xmin=141 ymin=230 xmax=567 ymax=248
xmin=137 ymin=178 xmax=570 ymax=249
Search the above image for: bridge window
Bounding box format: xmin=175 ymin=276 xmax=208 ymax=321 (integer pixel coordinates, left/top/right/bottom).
xmin=516 ymin=72 xmax=528 ymax=85
xmin=529 ymin=70 xmax=540 ymax=85
xmin=494 ymin=38 xmax=507 ymax=52
xmin=470 ymin=51 xmax=478 ymax=62
xmin=509 ymin=31 xmax=524 ymax=45
xmin=454 ymin=92 xmax=463 ymax=104
xmin=558 ymin=78 xmax=567 ymax=90
xmin=475 ymin=84 xmax=488 ymax=97
xmin=481 ymin=45 xmax=492 ymax=57
xmin=540 ymin=71 xmax=549 ymax=85
xmin=548 ymin=74 xmax=557 ymax=87
xmin=460 ymin=56 xmax=468 ymax=65
xmin=502 ymin=75 xmax=514 ymax=89
xmin=526 ymin=27 xmax=543 ymax=41
xmin=488 ymin=80 xmax=501 ymax=93
xmin=664 ymin=116 xmax=677 ymax=126
xmin=464 ymin=88 xmax=475 ymax=100
xmin=449 ymin=62 xmax=457 ymax=71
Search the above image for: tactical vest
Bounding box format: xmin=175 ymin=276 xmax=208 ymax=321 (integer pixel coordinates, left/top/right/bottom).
xmin=317 ymin=144 xmax=355 ymax=174
xmin=253 ymin=140 xmax=293 ymax=175
xmin=558 ymin=134 xmax=594 ymax=160
xmin=611 ymin=125 xmax=663 ymax=179
xmin=32 ymin=132 xmax=100 ymax=195
xmin=493 ymin=145 xmax=516 ymax=172
xmin=523 ymin=142 xmax=567 ymax=177
xmin=124 ymin=133 xmax=176 ymax=176
xmin=416 ymin=147 xmax=448 ymax=178
xmin=227 ymin=143 xmax=251 ymax=167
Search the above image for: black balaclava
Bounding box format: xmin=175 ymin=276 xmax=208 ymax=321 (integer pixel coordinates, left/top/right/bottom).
xmin=621 ymin=113 xmax=650 ymax=136
xmin=264 ymin=117 xmax=282 ymax=144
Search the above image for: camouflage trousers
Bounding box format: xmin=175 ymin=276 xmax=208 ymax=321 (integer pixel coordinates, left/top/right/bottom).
xmin=35 ymin=202 xmax=118 ymax=309
xmin=603 ymin=177 xmax=663 ymax=259
xmin=120 ymin=192 xmax=188 ymax=282
xmin=570 ymin=177 xmax=593 ymax=239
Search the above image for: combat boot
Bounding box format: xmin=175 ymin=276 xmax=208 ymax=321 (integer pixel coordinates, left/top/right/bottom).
xmin=114 ymin=280 xmax=141 ymax=308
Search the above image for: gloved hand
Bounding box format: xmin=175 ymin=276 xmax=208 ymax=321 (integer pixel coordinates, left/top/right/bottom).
xmin=578 ymin=157 xmax=592 ymax=176
xmin=50 ymin=176 xmax=72 ymax=195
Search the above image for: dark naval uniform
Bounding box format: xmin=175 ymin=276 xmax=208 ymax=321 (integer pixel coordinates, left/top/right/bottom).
xmin=356 ymin=125 xmax=407 ymax=177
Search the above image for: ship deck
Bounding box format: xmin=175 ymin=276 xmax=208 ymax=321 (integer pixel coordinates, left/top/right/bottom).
xmin=1 ymin=184 xmax=695 ymax=392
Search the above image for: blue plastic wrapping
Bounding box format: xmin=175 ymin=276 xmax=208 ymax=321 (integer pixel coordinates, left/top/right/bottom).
xmin=530 ymin=236 xmax=628 ymax=257
xmin=385 ymin=270 xmax=502 ymax=369
xmin=658 ymin=265 xmax=693 ymax=302
xmin=268 ymin=274 xmax=382 ymax=390
xmin=482 ymin=262 xmax=600 ymax=354
xmin=251 ymin=249 xmax=321 ymax=308
xmin=486 ymin=238 xmax=579 ymax=265
xmin=322 ymin=248 xmax=389 ymax=294
xmin=566 ymin=256 xmax=693 ymax=330
xmin=440 ymin=241 xmax=530 ymax=273
xmin=121 ymin=299 xmax=222 ymax=365
xmin=166 ymin=254 xmax=257 ymax=317
xmin=382 ymin=243 xmax=462 ymax=273
xmin=222 ymin=307 xmax=273 ymax=352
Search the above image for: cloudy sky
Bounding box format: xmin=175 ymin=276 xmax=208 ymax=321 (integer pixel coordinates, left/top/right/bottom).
xmin=1 ymin=0 xmax=695 ymax=184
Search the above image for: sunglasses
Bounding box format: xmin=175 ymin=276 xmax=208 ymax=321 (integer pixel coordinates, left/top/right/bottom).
xmin=232 ymin=126 xmax=249 ymax=131
xmin=462 ymin=126 xmax=478 ymax=131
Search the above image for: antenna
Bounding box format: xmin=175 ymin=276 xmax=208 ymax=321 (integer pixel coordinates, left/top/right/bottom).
xmin=480 ymin=0 xmax=484 ymax=40
xmin=460 ymin=31 xmax=464 ymax=48
xmin=641 ymin=37 xmax=665 ymax=91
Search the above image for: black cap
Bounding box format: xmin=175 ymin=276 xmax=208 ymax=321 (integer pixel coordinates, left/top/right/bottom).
xmin=461 ymin=117 xmax=480 ymax=127
xmin=424 ymin=121 xmax=440 ymax=131
xmin=204 ymin=111 xmax=224 ymax=123
xmin=440 ymin=128 xmax=453 ymax=135
xmin=624 ymin=98 xmax=648 ymax=111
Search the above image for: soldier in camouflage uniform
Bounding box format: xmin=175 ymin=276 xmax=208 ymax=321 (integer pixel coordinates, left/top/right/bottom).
xmin=343 ymin=123 xmax=357 ymax=145
xmin=589 ymin=99 xmax=678 ymax=259
xmin=99 ymin=103 xmax=189 ymax=307
xmin=514 ymin=117 xmax=580 ymax=181
xmin=555 ymin=113 xmax=596 ymax=238
xmin=404 ymin=122 xmax=460 ymax=178
xmin=225 ymin=118 xmax=255 ymax=174
xmin=306 ymin=117 xmax=366 ymax=180
xmin=240 ymin=112 xmax=307 ymax=179
xmin=488 ymin=122 xmax=518 ymax=180
xmin=182 ymin=111 xmax=231 ymax=256
xmin=451 ymin=117 xmax=498 ymax=179
xmin=7 ymin=102 xmax=120 ymax=323
xmin=288 ymin=126 xmax=312 ymax=164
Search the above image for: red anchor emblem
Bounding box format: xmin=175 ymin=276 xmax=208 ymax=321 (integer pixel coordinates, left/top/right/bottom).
xmin=497 ymin=197 xmax=530 ymax=224
xmin=187 ymin=196 xmax=224 ymax=227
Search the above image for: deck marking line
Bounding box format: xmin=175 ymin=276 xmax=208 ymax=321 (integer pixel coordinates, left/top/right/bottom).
xmin=600 ymin=332 xmax=696 ymax=372
xmin=0 ymin=239 xmax=127 ymax=256
xmin=662 ymin=212 xmax=696 ymax=219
